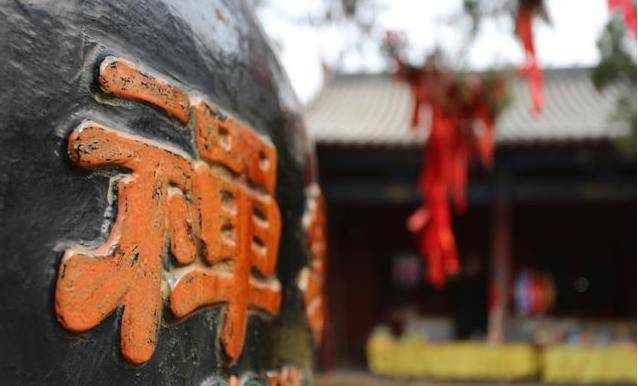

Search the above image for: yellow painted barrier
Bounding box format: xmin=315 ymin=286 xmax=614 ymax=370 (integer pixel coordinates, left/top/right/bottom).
xmin=367 ymin=330 xmax=637 ymax=383
xmin=542 ymin=344 xmax=636 ymax=384
xmin=426 ymin=342 xmax=538 ymax=380
xmin=367 ymin=331 xmax=538 ymax=380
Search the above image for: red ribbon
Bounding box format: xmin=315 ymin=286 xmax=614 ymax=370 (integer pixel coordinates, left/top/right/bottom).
xmin=402 ymin=67 xmax=499 ymax=287
xmin=516 ymin=5 xmax=544 ymax=116
xmin=387 ymin=31 xmax=504 ymax=287
xmin=407 ymin=104 xmax=467 ymax=287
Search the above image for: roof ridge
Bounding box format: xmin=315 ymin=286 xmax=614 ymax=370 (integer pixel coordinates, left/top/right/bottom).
xmin=304 ymin=67 xmax=630 ymax=146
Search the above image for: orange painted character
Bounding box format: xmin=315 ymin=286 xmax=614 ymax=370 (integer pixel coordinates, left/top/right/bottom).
xmin=169 ymin=100 xmax=282 ymax=362
xmin=297 ymin=184 xmax=327 ymax=344
xmin=56 ymin=121 xmax=196 ymax=364
xmin=55 ymin=57 xmax=282 ymax=365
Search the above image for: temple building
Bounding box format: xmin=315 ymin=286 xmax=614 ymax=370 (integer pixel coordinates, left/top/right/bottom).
xmin=305 ymin=68 xmax=636 ymax=377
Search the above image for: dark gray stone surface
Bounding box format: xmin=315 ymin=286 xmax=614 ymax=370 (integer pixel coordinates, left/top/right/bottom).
xmin=0 ymin=1 xmax=314 ymax=384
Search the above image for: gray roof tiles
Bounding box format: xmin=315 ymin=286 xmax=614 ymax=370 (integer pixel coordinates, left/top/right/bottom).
xmin=304 ymin=68 xmax=629 ymax=146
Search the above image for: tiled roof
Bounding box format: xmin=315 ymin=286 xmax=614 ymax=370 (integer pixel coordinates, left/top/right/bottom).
xmin=304 ymin=68 xmax=630 ymax=146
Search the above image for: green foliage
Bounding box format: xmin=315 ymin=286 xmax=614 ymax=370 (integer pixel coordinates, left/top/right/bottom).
xmin=462 ymin=0 xmax=549 ymax=37
xmin=591 ymin=17 xmax=637 ymax=156
xmin=591 ymin=19 xmax=636 ymax=88
xmin=483 ymin=70 xmax=513 ymax=118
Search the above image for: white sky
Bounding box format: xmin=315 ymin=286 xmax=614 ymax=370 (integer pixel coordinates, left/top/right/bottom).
xmin=257 ymin=0 xmax=611 ymax=104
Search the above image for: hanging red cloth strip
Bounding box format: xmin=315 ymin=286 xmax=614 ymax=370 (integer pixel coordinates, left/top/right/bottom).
xmin=516 ymin=5 xmax=544 ymax=116
xmin=608 ymin=0 xmax=637 ymax=38
xmin=385 ymin=29 xmax=507 ymax=287
xmin=408 ymin=104 xmax=460 ymax=287
xmin=475 ymin=104 xmax=495 ymax=168
xmin=398 ymin=59 xmax=503 ymax=288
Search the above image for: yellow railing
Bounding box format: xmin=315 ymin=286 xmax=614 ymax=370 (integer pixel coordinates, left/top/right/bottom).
xmin=367 ymin=332 xmax=636 ymax=383
xmin=542 ymin=344 xmax=637 ymax=384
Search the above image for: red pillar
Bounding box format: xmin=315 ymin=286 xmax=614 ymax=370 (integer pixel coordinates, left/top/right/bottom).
xmin=487 ymin=195 xmax=511 ymax=344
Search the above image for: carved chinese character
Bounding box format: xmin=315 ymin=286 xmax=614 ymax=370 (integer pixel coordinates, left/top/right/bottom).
xmin=98 ymin=56 xmax=191 ymax=123
xmin=55 ymin=56 xmax=282 ymax=365
xmin=297 ymin=184 xmax=327 ymax=344
xmin=56 ymin=121 xmax=196 ymax=364
xmin=169 ymin=100 xmax=281 ymax=362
